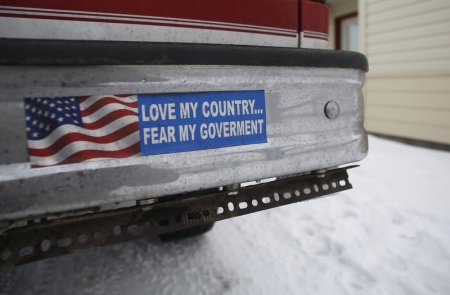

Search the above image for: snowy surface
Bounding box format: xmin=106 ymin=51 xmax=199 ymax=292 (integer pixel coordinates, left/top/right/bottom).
xmin=1 ymin=135 xmax=450 ymax=295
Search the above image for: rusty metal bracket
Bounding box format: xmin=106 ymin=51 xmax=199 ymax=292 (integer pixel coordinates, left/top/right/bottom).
xmin=0 ymin=167 xmax=353 ymax=267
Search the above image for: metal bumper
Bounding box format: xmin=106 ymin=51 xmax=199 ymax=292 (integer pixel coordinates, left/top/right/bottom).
xmin=0 ymin=43 xmax=368 ymax=222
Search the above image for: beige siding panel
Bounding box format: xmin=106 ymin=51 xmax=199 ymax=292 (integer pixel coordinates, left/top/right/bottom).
xmin=367 ymin=0 xmax=422 ymax=15
xmin=366 ymin=92 xmax=450 ymax=110
xmin=360 ymin=0 xmax=450 ymax=144
xmin=368 ymin=1 xmax=450 ymax=24
xmin=365 ymin=119 xmax=450 ymax=144
xmin=369 ymin=60 xmax=450 ymax=77
xmin=366 ymin=106 xmax=450 ymax=127
xmin=366 ymin=77 xmax=450 ymax=92
xmin=367 ymin=20 xmax=450 ymax=45
xmin=367 ymin=9 xmax=450 ymax=35
xmin=369 ymin=47 xmax=450 ymax=65
xmin=368 ymin=33 xmax=450 ymax=55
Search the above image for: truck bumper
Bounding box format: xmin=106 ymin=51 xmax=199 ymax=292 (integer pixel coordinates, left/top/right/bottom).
xmin=0 ymin=42 xmax=368 ymax=222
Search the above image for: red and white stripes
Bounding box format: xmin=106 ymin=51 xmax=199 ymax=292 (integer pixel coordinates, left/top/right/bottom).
xmin=0 ymin=6 xmax=297 ymax=38
xmin=28 ymin=95 xmax=140 ymax=167
xmin=0 ymin=1 xmax=299 ymax=47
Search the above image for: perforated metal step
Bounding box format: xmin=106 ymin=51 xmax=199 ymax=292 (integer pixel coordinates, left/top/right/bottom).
xmin=0 ymin=166 xmax=353 ymax=267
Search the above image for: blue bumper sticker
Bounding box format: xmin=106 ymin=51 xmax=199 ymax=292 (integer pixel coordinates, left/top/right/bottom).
xmin=138 ymin=90 xmax=267 ymax=155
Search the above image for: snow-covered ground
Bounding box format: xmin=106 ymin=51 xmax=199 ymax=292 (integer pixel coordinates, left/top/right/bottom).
xmin=1 ymin=135 xmax=450 ymax=295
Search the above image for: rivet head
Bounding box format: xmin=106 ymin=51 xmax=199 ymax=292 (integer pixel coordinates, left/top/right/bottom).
xmin=324 ymin=101 xmax=340 ymax=119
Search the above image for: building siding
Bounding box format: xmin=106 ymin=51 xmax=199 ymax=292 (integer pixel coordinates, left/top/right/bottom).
xmin=359 ymin=0 xmax=450 ymax=144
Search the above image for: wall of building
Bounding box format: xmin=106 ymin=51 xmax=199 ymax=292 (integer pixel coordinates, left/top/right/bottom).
xmin=328 ymin=0 xmax=358 ymax=49
xmin=358 ymin=0 xmax=450 ymax=144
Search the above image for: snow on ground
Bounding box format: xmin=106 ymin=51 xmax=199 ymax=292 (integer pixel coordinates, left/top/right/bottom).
xmin=1 ymin=135 xmax=450 ymax=295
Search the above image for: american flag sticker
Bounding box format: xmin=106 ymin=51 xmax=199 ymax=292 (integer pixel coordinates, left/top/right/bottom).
xmin=24 ymin=95 xmax=140 ymax=167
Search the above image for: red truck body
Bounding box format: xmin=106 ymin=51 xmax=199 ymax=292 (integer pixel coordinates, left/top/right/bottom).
xmin=0 ymin=0 xmax=328 ymax=48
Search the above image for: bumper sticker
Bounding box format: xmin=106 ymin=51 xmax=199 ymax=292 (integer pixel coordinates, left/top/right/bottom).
xmin=24 ymin=90 xmax=267 ymax=167
xmin=138 ymin=90 xmax=267 ymax=156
